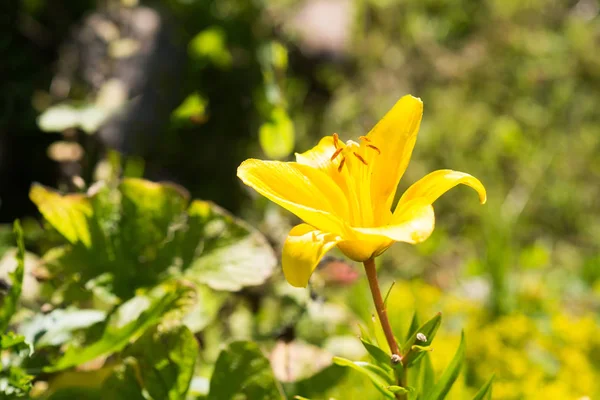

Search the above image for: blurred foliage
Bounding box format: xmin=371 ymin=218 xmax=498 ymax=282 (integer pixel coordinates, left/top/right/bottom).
xmin=0 ymin=0 xmax=599 ymax=398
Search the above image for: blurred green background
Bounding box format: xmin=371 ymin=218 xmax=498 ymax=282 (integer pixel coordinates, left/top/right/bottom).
xmin=1 ymin=0 xmax=599 ymax=399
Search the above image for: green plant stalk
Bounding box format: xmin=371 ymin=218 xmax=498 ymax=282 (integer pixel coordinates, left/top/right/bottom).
xmin=363 ymin=258 xmax=407 ymax=400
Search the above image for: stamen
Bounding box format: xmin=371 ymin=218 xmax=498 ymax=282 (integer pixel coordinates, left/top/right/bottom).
xmin=359 ymin=136 xmax=371 ymax=142
xmin=353 ymin=152 xmax=368 ymax=165
xmin=330 ymin=147 xmax=343 ymax=161
xmin=367 ymin=144 xmax=381 ymax=154
xmin=333 ymin=133 xmax=339 ymax=148
xmin=337 ymin=157 xmax=346 ymax=172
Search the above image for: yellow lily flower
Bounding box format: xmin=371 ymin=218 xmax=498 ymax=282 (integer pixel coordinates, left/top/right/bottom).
xmin=238 ymin=95 xmax=486 ymax=287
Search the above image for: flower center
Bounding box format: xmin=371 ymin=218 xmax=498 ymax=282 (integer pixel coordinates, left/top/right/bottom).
xmin=330 ymin=133 xmax=380 ymax=172
xmin=329 ymin=133 xmax=382 ymax=227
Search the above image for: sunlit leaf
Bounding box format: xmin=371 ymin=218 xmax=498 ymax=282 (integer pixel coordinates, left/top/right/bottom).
xmin=172 ymin=92 xmax=208 ymax=122
xmin=30 ymin=185 xmax=93 ymax=248
xmin=19 ymin=308 xmax=106 ymax=348
xmin=188 ymin=27 xmax=232 ymax=68
xmin=183 ymin=200 xmax=276 ymax=291
xmin=208 ymin=341 xmax=284 ymax=400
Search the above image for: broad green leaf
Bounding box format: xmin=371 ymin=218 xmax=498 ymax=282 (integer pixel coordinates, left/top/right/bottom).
xmin=472 ymin=374 xmax=494 ymax=400
xmin=183 ymin=200 xmax=276 ymax=291
xmin=0 ymin=221 xmax=26 ymax=332
xmin=33 ymin=180 xmax=276 ymax=300
xmin=182 ymin=284 xmax=227 ymax=333
xmin=360 ymin=337 xmax=392 ymax=370
xmin=118 ymin=178 xmax=189 ymax=269
xmin=123 ymin=324 xmax=198 ymax=400
xmin=208 ymin=341 xmax=284 ymax=400
xmin=259 ymin=107 xmax=295 ymax=159
xmin=19 ymin=308 xmax=106 ymax=347
xmin=425 ymin=332 xmax=466 ymax=400
xmin=45 ymin=282 xmax=194 ymax=372
xmin=29 ymin=185 xmax=93 ymax=247
xmin=332 ymin=357 xmax=395 ymax=399
xmin=402 ymin=313 xmax=441 ymax=367
xmin=101 ymin=358 xmax=145 ymax=400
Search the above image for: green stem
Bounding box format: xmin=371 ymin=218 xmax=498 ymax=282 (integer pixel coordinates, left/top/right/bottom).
xmin=363 ymin=258 xmax=407 ymax=399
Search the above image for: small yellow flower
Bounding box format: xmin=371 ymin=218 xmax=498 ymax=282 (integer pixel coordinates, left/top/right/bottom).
xmin=238 ymin=95 xmax=486 ymax=287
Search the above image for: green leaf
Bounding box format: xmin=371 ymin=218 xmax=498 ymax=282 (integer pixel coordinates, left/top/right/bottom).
xmin=402 ymin=312 xmax=441 ymax=367
xmin=0 ymin=221 xmax=26 ymax=332
xmin=188 ymin=27 xmax=232 ymax=68
xmin=332 ymin=357 xmax=395 ymax=399
xmin=387 ymin=385 xmax=410 ymax=394
xmin=472 ymin=374 xmax=495 ymax=400
xmin=208 ymin=341 xmax=284 ymax=400
xmin=29 ymin=185 xmax=93 ymax=247
xmin=259 ymin=107 xmax=295 ymax=159
xmin=409 ymin=353 xmax=435 ymax=400
xmin=118 ymin=178 xmax=189 ymax=270
xmin=0 ymin=366 xmax=34 ymax=398
xmin=45 ymin=281 xmax=194 ymax=372
xmin=19 ymin=308 xmax=106 ymax=347
xmin=405 ymin=312 xmax=420 ymax=342
xmin=122 ymin=323 xmax=198 ymax=400
xmin=182 ymin=284 xmax=227 ymax=333
xmin=183 ymin=200 xmax=276 ymax=291
xmin=283 ymin=364 xmax=346 ymax=399
xmin=172 ymin=92 xmax=208 ymax=121
xmin=424 ymin=332 xmax=466 ymax=400
xmin=31 ymin=179 xmax=276 ymax=299
xmin=360 ymin=337 xmax=392 ymax=369
xmin=101 ymin=358 xmax=146 ymax=400
xmin=0 ymin=332 xmax=32 ymax=354
xmin=47 ymin=388 xmax=102 ymax=400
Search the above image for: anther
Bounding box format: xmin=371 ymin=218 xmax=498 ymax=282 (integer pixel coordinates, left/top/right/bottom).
xmin=337 ymin=157 xmax=346 ymax=172
xmin=353 ymin=152 xmax=368 ymax=165
xmin=359 ymin=136 xmax=371 ymax=142
xmin=367 ymin=144 xmax=381 ymax=154
xmin=333 ymin=133 xmax=339 ymax=149
xmin=330 ymin=147 xmax=343 ymax=161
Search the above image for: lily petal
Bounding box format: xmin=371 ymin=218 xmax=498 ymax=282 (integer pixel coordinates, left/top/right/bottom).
xmin=237 ymin=159 xmax=350 ymax=234
xmin=367 ymin=95 xmax=424 ymax=212
xmin=336 ymin=199 xmax=435 ymax=262
xmin=397 ymin=169 xmax=487 ymax=212
xmin=353 ymin=200 xmax=435 ymax=244
xmin=282 ymin=224 xmax=341 ymax=287
xmin=295 ymin=136 xmax=336 ymax=172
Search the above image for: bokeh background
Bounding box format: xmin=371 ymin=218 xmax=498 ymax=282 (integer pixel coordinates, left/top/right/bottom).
xmin=2 ymin=0 xmax=600 ymax=398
